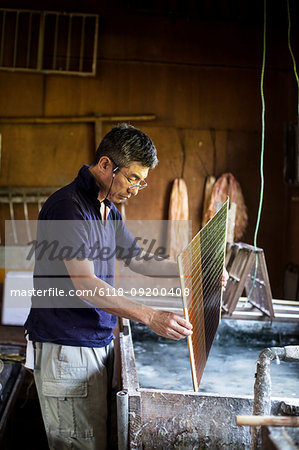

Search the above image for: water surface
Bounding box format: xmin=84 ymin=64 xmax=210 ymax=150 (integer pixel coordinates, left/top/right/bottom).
xmin=131 ymin=319 xmax=299 ymax=397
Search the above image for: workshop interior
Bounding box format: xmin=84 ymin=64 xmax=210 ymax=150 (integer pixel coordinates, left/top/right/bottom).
xmin=0 ymin=1 xmax=299 ymax=449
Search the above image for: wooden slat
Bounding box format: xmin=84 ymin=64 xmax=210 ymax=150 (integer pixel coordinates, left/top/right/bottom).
xmin=0 ymin=114 xmax=156 ymax=124
xmin=236 ymin=415 xmax=299 ymax=427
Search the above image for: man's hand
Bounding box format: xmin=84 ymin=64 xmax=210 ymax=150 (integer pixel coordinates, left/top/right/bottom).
xmin=147 ymin=310 xmax=192 ymax=340
xmin=63 ymin=258 xmax=192 ymax=340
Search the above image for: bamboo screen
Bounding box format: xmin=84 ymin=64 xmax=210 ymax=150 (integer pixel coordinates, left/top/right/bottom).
xmin=178 ymin=200 xmax=228 ymax=392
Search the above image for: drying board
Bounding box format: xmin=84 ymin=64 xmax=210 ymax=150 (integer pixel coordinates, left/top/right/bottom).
xmin=178 ymin=200 xmax=229 ymax=392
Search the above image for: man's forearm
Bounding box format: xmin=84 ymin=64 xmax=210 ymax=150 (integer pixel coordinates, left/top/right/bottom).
xmin=71 ymin=274 xmax=191 ymax=340
xmin=64 ymin=258 xmax=192 ymax=340
xmin=127 ymin=251 xmax=179 ymax=278
xmin=71 ymin=274 xmax=154 ymax=323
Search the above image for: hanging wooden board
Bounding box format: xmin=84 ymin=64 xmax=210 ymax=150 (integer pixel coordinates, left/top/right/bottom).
xmin=168 ymin=178 xmax=189 ymax=260
xmin=202 ymin=173 xmax=248 ymax=242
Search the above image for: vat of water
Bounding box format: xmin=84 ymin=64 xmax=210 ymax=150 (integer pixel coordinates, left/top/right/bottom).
xmin=118 ymin=318 xmax=299 ymax=449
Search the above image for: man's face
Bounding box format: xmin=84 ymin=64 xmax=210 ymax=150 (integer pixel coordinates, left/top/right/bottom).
xmin=107 ymin=162 xmax=149 ymax=204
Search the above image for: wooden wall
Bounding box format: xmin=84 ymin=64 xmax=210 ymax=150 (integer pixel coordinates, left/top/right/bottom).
xmin=0 ymin=2 xmax=298 ymax=297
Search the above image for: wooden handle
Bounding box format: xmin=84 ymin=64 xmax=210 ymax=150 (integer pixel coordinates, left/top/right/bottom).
xmin=236 ymin=415 xmax=299 ymax=427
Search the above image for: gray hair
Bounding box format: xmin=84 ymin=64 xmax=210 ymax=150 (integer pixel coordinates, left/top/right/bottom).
xmin=92 ymin=123 xmax=158 ymax=168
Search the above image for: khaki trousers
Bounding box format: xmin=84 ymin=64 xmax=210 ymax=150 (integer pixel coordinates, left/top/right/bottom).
xmin=33 ymin=341 xmax=114 ymax=450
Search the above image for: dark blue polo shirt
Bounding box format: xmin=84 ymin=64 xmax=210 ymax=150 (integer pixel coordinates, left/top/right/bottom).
xmin=24 ymin=165 xmax=141 ymax=347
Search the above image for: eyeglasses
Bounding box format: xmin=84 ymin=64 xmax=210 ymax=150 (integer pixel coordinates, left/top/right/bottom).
xmin=117 ymin=167 xmax=147 ymax=190
xmin=110 ymin=158 xmax=148 ymax=190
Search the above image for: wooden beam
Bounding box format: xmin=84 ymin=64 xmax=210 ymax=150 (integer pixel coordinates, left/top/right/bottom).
xmin=0 ymin=114 xmax=156 ymax=124
xmin=236 ymin=415 xmax=299 ymax=427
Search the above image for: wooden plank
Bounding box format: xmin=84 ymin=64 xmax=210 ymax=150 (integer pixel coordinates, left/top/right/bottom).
xmin=244 ymin=250 xmax=274 ymax=318
xmin=0 ymin=114 xmax=156 ymax=124
xmin=236 ymin=415 xmax=299 ymax=427
xmin=223 ymin=246 xmax=255 ymax=314
xmin=119 ymin=318 xmax=142 ymax=449
xmin=168 ymin=178 xmax=189 ymax=260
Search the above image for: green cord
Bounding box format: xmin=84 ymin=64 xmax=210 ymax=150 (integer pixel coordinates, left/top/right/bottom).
xmin=247 ymin=0 xmax=267 ymax=301
xmin=254 ymin=0 xmax=266 ymax=251
xmin=248 ymin=0 xmax=299 ymax=301
xmin=287 ymin=0 xmax=299 ymax=117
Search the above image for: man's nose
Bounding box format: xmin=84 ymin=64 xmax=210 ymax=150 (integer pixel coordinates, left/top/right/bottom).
xmin=128 ymin=186 xmax=139 ymax=196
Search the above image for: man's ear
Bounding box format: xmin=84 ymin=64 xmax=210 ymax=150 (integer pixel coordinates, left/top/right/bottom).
xmin=98 ymin=156 xmax=113 ymax=172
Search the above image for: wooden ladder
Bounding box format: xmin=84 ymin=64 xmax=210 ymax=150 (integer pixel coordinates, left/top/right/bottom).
xmin=222 ymin=242 xmax=275 ymax=319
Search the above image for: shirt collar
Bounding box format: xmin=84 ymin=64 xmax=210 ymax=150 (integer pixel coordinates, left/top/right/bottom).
xmin=75 ymin=165 xmax=111 ymax=207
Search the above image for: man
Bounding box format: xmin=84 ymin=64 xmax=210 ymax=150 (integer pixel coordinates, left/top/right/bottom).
xmin=24 ymin=123 xmax=192 ymax=450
